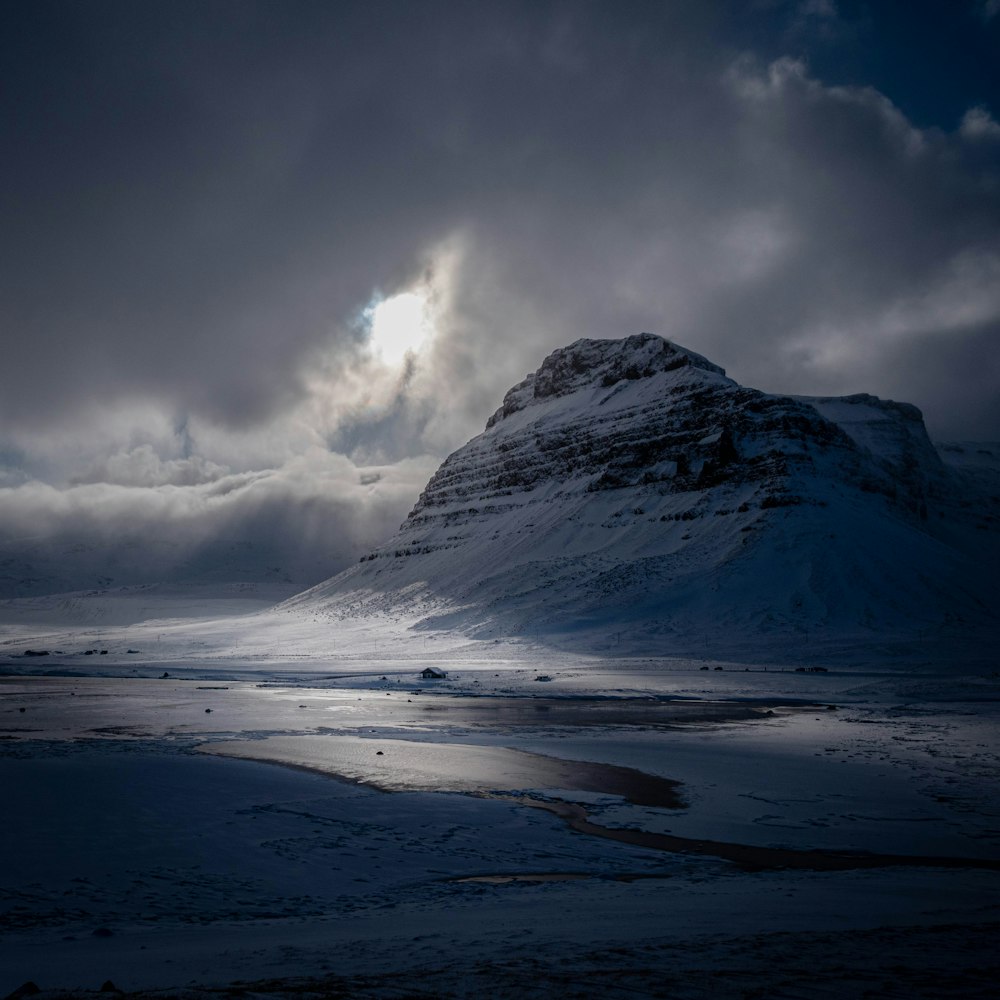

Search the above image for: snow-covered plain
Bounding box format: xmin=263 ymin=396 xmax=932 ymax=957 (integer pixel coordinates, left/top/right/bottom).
xmin=1 ymin=658 xmax=998 ymax=998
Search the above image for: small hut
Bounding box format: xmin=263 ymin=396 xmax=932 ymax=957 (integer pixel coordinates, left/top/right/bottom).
xmin=420 ymin=667 xmax=447 ymax=680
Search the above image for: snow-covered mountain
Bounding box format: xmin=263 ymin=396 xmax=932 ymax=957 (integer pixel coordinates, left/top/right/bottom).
xmin=285 ymin=334 xmax=998 ymax=656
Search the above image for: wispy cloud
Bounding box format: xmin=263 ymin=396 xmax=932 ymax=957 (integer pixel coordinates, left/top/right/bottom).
xmin=960 ymin=105 xmax=1000 ymax=140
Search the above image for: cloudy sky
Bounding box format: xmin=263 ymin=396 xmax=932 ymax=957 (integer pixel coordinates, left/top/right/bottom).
xmin=2 ymin=0 xmax=998 ymax=595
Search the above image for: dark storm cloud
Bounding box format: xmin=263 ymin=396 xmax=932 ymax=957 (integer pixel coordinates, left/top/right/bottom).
xmin=2 ymin=0 xmax=458 ymax=428
xmin=1 ymin=1 xmax=998 ymax=594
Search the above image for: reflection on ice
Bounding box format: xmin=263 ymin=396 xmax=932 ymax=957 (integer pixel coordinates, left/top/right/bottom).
xmin=203 ymin=734 xmax=685 ymax=808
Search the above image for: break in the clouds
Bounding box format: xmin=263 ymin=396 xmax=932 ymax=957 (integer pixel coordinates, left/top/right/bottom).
xmin=1 ymin=1 xmax=998 ymax=595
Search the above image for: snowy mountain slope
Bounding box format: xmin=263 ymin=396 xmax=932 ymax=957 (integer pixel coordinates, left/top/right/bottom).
xmin=282 ymin=334 xmax=998 ymax=654
xmin=936 ymin=441 xmax=1000 ymax=519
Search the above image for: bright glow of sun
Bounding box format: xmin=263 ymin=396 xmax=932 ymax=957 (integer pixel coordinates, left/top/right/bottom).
xmin=368 ymin=291 xmax=431 ymax=366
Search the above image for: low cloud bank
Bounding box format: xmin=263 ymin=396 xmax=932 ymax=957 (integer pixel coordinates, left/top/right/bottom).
xmin=0 ymin=452 xmax=437 ymax=597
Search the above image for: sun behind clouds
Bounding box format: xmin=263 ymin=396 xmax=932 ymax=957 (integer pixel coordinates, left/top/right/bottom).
xmin=368 ymin=291 xmax=432 ymax=366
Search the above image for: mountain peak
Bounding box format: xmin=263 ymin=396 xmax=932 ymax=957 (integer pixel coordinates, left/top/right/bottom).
xmin=487 ymin=333 xmax=728 ymax=428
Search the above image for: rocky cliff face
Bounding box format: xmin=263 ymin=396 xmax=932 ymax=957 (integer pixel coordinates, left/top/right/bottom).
xmin=414 ymin=334 xmax=944 ymax=521
xmin=287 ymin=334 xmax=997 ymax=654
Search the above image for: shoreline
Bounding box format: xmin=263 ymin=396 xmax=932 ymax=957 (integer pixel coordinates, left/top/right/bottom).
xmin=200 ymin=740 xmax=1000 ymax=875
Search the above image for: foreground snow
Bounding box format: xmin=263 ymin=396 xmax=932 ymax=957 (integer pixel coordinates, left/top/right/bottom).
xmin=1 ymin=666 xmax=998 ymax=997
